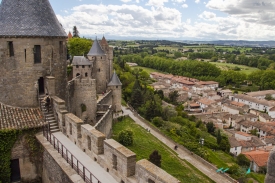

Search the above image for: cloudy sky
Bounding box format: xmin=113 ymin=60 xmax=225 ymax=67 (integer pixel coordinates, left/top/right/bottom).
xmin=48 ymin=0 xmax=275 ymax=40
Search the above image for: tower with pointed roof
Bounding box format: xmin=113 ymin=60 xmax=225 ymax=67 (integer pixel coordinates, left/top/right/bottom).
xmin=100 ymin=36 xmax=113 ymax=81
xmin=108 ymin=71 xmax=122 ymax=112
xmin=0 ymin=0 xmax=67 ymax=107
xmin=87 ymin=38 xmax=108 ymax=94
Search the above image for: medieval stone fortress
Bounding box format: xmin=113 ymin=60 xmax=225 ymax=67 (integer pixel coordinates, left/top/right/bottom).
xmin=0 ymin=0 xmax=180 ymax=183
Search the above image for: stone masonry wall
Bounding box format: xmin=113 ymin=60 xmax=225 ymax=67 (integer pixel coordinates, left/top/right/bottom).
xmin=49 ymin=97 xmax=180 ymax=183
xmin=73 ymin=78 xmax=97 ymax=125
xmin=265 ymin=147 xmax=275 ymax=183
xmin=0 ymin=37 xmax=67 ymax=107
xmin=95 ymin=106 xmax=113 ymax=138
xmin=97 ymin=90 xmax=112 ymax=106
xmin=51 ymin=96 xmax=68 ymax=133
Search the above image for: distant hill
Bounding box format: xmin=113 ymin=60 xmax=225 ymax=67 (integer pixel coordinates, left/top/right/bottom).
xmin=178 ymin=40 xmax=275 ymax=47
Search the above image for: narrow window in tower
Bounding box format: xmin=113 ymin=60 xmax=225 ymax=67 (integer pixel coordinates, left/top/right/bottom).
xmin=112 ymin=154 xmax=117 ymax=170
xmin=24 ymin=49 xmax=26 ymax=62
xmin=85 ymin=73 xmax=88 ymax=77
xmin=33 ymin=45 xmax=41 ymax=63
xmin=59 ymin=41 xmax=63 ymax=54
xmin=98 ymin=68 xmax=100 ymax=72
xmin=8 ymin=41 xmax=14 ymax=57
xmin=87 ymin=136 xmax=91 ymax=150
xmin=82 ymin=65 xmax=85 ymax=68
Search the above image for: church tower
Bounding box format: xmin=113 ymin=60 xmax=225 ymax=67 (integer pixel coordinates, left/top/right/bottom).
xmin=87 ymin=38 xmax=108 ymax=94
xmin=0 ymin=0 xmax=67 ymax=107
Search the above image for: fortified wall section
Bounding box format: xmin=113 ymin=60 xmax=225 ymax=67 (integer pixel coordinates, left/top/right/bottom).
xmin=97 ymin=90 xmax=112 ymax=105
xmin=0 ymin=37 xmax=67 ymax=107
xmin=95 ymin=105 xmax=113 ymax=138
xmin=61 ymin=113 xmax=180 ymax=183
xmin=48 ymin=96 xmax=180 ymax=183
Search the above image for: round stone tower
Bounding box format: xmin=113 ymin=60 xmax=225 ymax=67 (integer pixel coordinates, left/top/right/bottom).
xmin=0 ymin=0 xmax=67 ymax=107
xmin=87 ymin=38 xmax=107 ymax=94
xmin=107 ymin=71 xmax=122 ymax=112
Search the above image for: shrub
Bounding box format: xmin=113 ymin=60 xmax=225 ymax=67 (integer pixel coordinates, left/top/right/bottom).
xmin=118 ymin=129 xmax=133 ymax=146
xmin=149 ymin=150 xmax=162 ymax=167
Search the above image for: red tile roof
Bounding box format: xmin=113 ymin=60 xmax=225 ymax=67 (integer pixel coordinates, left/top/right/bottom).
xmin=0 ymin=102 xmax=46 ymax=130
xmin=243 ymin=151 xmax=270 ymax=167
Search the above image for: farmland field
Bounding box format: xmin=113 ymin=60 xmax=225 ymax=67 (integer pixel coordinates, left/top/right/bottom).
xmin=209 ymin=62 xmax=259 ymax=75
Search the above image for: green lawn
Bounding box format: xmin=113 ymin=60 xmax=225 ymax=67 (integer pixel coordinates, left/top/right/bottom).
xmin=214 ymin=46 xmax=252 ymax=53
xmin=112 ymin=117 xmax=215 ymax=183
xmin=209 ymin=62 xmax=259 ymax=75
xmin=246 ymin=173 xmax=265 ymax=183
xmin=132 ymin=66 xmax=165 ymax=74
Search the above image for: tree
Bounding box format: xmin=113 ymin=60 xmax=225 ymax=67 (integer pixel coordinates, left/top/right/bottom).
xmin=219 ymin=137 xmax=230 ymax=152
xmin=152 ymin=117 xmax=164 ymax=127
xmin=149 ymin=150 xmax=161 ymax=167
xmin=130 ymin=80 xmax=143 ymax=109
xmin=73 ymin=26 xmax=80 ymax=37
xmin=118 ymin=129 xmax=133 ymax=146
xmin=237 ymin=154 xmax=250 ymax=167
xmin=216 ymin=130 xmax=222 ymax=145
xmin=68 ymin=38 xmax=93 ymax=58
xmin=265 ymin=94 xmax=273 ymax=101
xmin=206 ymin=122 xmax=215 ymax=134
xmin=169 ymin=90 xmax=179 ymax=105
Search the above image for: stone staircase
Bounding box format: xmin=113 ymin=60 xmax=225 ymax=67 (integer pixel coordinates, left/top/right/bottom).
xmin=39 ymin=96 xmax=59 ymax=133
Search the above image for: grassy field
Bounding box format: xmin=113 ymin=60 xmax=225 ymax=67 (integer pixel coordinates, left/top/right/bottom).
xmin=112 ymin=117 xmax=215 ymax=183
xmin=246 ymin=173 xmax=265 ymax=183
xmin=209 ymin=62 xmax=259 ymax=75
xmin=215 ymin=46 xmax=252 ymax=53
xmin=132 ymin=66 xmax=165 ymax=74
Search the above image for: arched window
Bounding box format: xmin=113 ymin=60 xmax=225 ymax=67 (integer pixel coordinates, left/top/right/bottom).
xmin=76 ymin=73 xmax=80 ymax=77
xmin=87 ymin=136 xmax=91 ymax=150
xmin=85 ymin=73 xmax=88 ymax=77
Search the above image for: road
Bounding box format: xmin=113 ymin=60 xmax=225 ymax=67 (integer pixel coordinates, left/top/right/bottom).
xmin=121 ymin=106 xmax=235 ymax=183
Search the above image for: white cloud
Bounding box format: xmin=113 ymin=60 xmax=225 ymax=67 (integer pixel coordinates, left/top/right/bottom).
xmin=136 ymin=0 xmax=140 ymax=3
xmin=120 ymin=0 xmax=132 ymax=2
xmin=206 ymin=0 xmax=275 ymax=26
xmin=199 ymin=11 xmax=216 ymax=19
xmin=56 ymin=3 xmax=275 ymax=40
xmin=195 ymin=0 xmax=200 ymax=4
xmin=182 ymin=4 xmax=188 ymax=8
xmin=146 ymin=0 xmax=169 ymax=7
xmin=172 ymin=0 xmax=186 ymax=3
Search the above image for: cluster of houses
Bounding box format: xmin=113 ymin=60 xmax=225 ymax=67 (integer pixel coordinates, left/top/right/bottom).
xmin=150 ymin=72 xmax=275 ymax=173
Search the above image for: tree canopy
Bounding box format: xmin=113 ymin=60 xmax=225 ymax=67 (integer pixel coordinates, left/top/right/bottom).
xmin=68 ymin=38 xmax=93 ymax=58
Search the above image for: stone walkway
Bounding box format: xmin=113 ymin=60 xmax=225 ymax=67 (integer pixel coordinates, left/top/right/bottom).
xmin=51 ymin=132 xmax=118 ymax=183
xmin=121 ymin=106 xmax=235 ymax=183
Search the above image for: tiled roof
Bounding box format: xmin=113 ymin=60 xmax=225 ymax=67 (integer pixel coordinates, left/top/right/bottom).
xmin=235 ymin=131 xmax=252 ymax=137
xmin=239 ymin=137 xmax=265 ymax=148
xmin=246 ymin=90 xmax=275 ymax=97
xmin=243 ymin=151 xmax=270 ymax=167
xmin=0 ymin=0 xmax=67 ymax=37
xmin=0 ymin=102 xmax=46 ymax=130
xmin=234 ymin=94 xmax=274 ymax=107
xmin=87 ymin=39 xmax=105 ymax=56
xmin=198 ymin=98 xmax=216 ymax=105
xmin=108 ymin=71 xmax=122 ymax=86
xmin=72 ymin=56 xmax=92 ymax=66
xmin=229 ymin=137 xmax=241 ymax=147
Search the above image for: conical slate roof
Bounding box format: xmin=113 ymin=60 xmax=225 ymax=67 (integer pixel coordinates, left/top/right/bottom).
xmin=100 ymin=36 xmax=108 ymax=46
xmin=108 ymin=71 xmax=122 ymax=86
xmin=87 ymin=38 xmax=105 ymax=56
xmin=0 ymin=0 xmax=67 ymax=37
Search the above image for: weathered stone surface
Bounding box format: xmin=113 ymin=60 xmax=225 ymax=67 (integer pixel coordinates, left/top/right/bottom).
xmin=0 ymin=37 xmax=67 ymax=107
xmin=265 ymin=147 xmax=275 ymax=183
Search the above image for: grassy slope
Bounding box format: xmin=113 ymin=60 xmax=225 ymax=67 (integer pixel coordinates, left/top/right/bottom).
xmin=112 ymin=117 xmax=215 ymax=183
xmin=209 ymin=62 xmax=259 ymax=75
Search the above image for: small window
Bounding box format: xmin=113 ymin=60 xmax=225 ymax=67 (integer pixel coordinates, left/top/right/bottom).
xmin=112 ymin=154 xmax=117 ymax=170
xmin=87 ymin=136 xmax=91 ymax=151
xmin=148 ymin=179 xmax=155 ymax=183
xmin=76 ymin=73 xmax=80 ymax=77
xmin=69 ymin=123 xmax=72 ymax=135
xmin=34 ymin=45 xmax=41 ymax=63
xmin=85 ymin=73 xmax=88 ymax=77
xmin=59 ymin=41 xmax=63 ymax=54
xmin=98 ymin=68 xmax=100 ymax=72
xmin=82 ymin=65 xmax=85 ymax=68
xmin=8 ymin=41 xmax=14 ymax=57
xmin=116 ymin=86 xmax=118 ymax=88
xmin=76 ymin=65 xmax=79 ymax=68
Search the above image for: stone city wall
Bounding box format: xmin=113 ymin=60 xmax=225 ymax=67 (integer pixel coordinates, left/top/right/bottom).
xmin=265 ymin=147 xmax=275 ymax=183
xmin=94 ymin=106 xmax=113 ymax=138
xmin=97 ymin=90 xmax=113 ymax=106
xmin=60 ymin=112 xmax=180 ymax=183
xmin=0 ymin=37 xmax=67 ymax=107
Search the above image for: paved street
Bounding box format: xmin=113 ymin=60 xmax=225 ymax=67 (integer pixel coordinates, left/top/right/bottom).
xmin=121 ymin=106 xmax=235 ymax=183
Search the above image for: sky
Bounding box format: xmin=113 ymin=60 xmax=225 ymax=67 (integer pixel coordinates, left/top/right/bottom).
xmin=3 ymin=0 xmax=275 ymax=40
